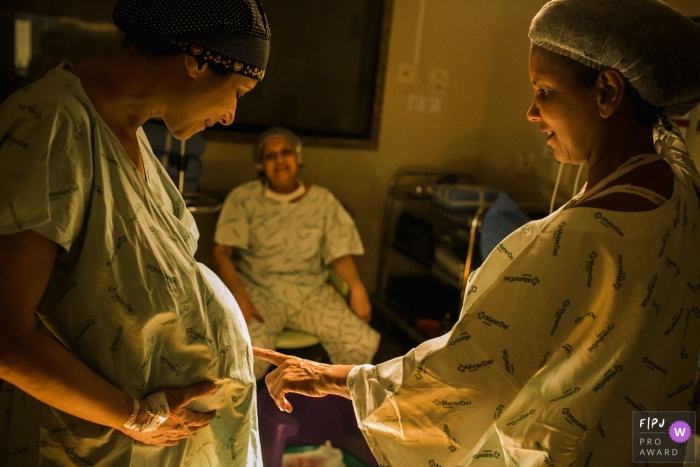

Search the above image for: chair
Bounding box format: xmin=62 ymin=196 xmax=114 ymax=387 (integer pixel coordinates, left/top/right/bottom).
xmin=274 ymin=329 xmax=329 ymax=365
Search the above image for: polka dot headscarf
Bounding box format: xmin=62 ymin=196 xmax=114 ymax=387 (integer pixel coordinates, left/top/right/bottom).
xmin=113 ymin=0 xmax=271 ymax=81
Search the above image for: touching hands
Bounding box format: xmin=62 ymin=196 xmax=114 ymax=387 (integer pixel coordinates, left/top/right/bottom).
xmin=349 ymin=286 xmax=372 ymax=324
xmin=121 ymin=381 xmax=217 ymax=446
xmin=253 ymin=347 xmax=354 ymax=413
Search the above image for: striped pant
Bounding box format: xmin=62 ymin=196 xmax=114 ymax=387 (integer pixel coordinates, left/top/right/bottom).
xmin=245 ymin=282 xmax=381 ymax=380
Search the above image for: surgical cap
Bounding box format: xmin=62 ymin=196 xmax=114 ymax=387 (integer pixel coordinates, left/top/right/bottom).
xmin=253 ymin=127 xmax=302 ymax=169
xmin=113 ymin=0 xmax=270 ymax=81
xmin=529 ymin=0 xmax=700 ymax=116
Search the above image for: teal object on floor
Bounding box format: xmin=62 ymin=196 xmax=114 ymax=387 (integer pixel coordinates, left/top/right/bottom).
xmin=284 ymin=445 xmax=368 ymax=467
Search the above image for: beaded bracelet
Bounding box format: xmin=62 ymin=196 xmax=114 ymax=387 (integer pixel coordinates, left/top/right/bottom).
xmin=123 ymin=391 xmax=170 ymax=432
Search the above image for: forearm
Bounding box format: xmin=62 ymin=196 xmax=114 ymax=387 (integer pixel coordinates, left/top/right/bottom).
xmin=0 ymin=326 xmax=132 ymax=431
xmin=331 ymin=255 xmax=372 ymax=322
xmin=0 ymin=230 xmax=132 ymax=431
xmin=320 ymin=364 xmax=356 ymax=399
xmin=253 ymin=347 xmax=357 ymax=407
xmin=211 ymin=248 xmax=251 ymax=302
xmin=330 ymin=255 xmax=365 ymax=291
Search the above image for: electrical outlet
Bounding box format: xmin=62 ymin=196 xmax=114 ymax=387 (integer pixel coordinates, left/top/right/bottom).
xmin=398 ymin=63 xmax=417 ymax=85
xmin=429 ymin=67 xmax=449 ymax=95
xmin=425 ymin=96 xmax=441 ymax=113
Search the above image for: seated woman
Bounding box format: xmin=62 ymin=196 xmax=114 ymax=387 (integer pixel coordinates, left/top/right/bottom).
xmin=212 ymin=127 xmax=380 ymax=379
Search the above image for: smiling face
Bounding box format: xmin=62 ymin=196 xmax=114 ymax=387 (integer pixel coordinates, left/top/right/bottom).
xmin=261 ymin=136 xmax=299 ymax=192
xmin=163 ymin=64 xmax=257 ymax=140
xmin=526 ymin=45 xmax=602 ymax=164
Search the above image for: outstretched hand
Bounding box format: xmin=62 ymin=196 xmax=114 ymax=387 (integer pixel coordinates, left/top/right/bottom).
xmin=253 ymin=347 xmax=355 ymax=413
xmin=121 ymin=381 xmax=217 ymax=446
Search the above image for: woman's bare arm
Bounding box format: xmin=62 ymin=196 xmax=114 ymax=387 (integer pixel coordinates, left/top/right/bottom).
xmin=0 ymin=230 xmax=216 ymax=444
xmin=211 ymin=243 xmax=264 ymax=323
xmin=330 ymin=255 xmax=371 ymax=323
xmin=0 ymin=230 xmax=134 ymax=429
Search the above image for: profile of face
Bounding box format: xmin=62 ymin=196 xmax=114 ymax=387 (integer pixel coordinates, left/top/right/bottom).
xmin=527 ymin=45 xmax=601 ymax=164
xmin=261 ymin=136 xmax=299 ymax=192
xmin=163 ymin=60 xmax=258 ymax=140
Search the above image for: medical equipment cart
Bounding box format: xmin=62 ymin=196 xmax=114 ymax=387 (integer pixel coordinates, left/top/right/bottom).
xmin=371 ymin=168 xmax=490 ymax=344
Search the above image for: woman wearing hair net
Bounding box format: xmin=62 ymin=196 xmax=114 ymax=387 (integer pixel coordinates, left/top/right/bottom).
xmin=0 ymin=0 xmax=269 ymax=465
xmin=255 ymin=0 xmax=700 ymax=465
xmin=212 ymin=127 xmax=380 ymax=380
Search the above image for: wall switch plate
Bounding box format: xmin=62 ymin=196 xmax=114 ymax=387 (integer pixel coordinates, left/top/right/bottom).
xmin=425 ymin=96 xmax=441 ymax=113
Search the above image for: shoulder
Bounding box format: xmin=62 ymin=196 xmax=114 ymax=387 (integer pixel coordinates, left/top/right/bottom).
xmin=6 ymin=66 xmax=90 ymax=112
xmin=1 ymin=67 xmax=95 ymax=142
xmin=305 ymin=185 xmax=347 ymax=212
xmin=307 ymin=185 xmax=337 ymax=203
xmin=574 ymin=159 xmax=674 ymax=212
xmin=574 ymin=194 xmax=659 ymax=212
xmin=224 ymin=180 xmax=264 ymax=204
xmin=306 ymin=186 xmax=357 ymax=221
xmin=236 ymin=180 xmax=264 ymax=195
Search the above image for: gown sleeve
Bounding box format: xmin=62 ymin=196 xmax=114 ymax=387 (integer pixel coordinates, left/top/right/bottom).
xmin=320 ymin=189 xmax=364 ymax=264
xmin=0 ymin=83 xmax=93 ymax=252
xmin=347 ymin=203 xmax=700 ymax=466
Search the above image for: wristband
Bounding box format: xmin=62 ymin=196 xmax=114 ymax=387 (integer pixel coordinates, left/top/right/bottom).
xmin=123 ymin=391 xmax=170 ymax=432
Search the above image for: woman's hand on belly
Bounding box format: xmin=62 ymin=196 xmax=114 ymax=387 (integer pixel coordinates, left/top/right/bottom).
xmin=120 ymin=381 xmax=217 ymax=446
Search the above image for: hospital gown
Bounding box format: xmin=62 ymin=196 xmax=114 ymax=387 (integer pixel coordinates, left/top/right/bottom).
xmin=0 ymin=63 xmax=261 ymax=466
xmin=215 ymin=181 xmax=380 ymax=378
xmin=348 ymin=125 xmax=700 ymax=466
